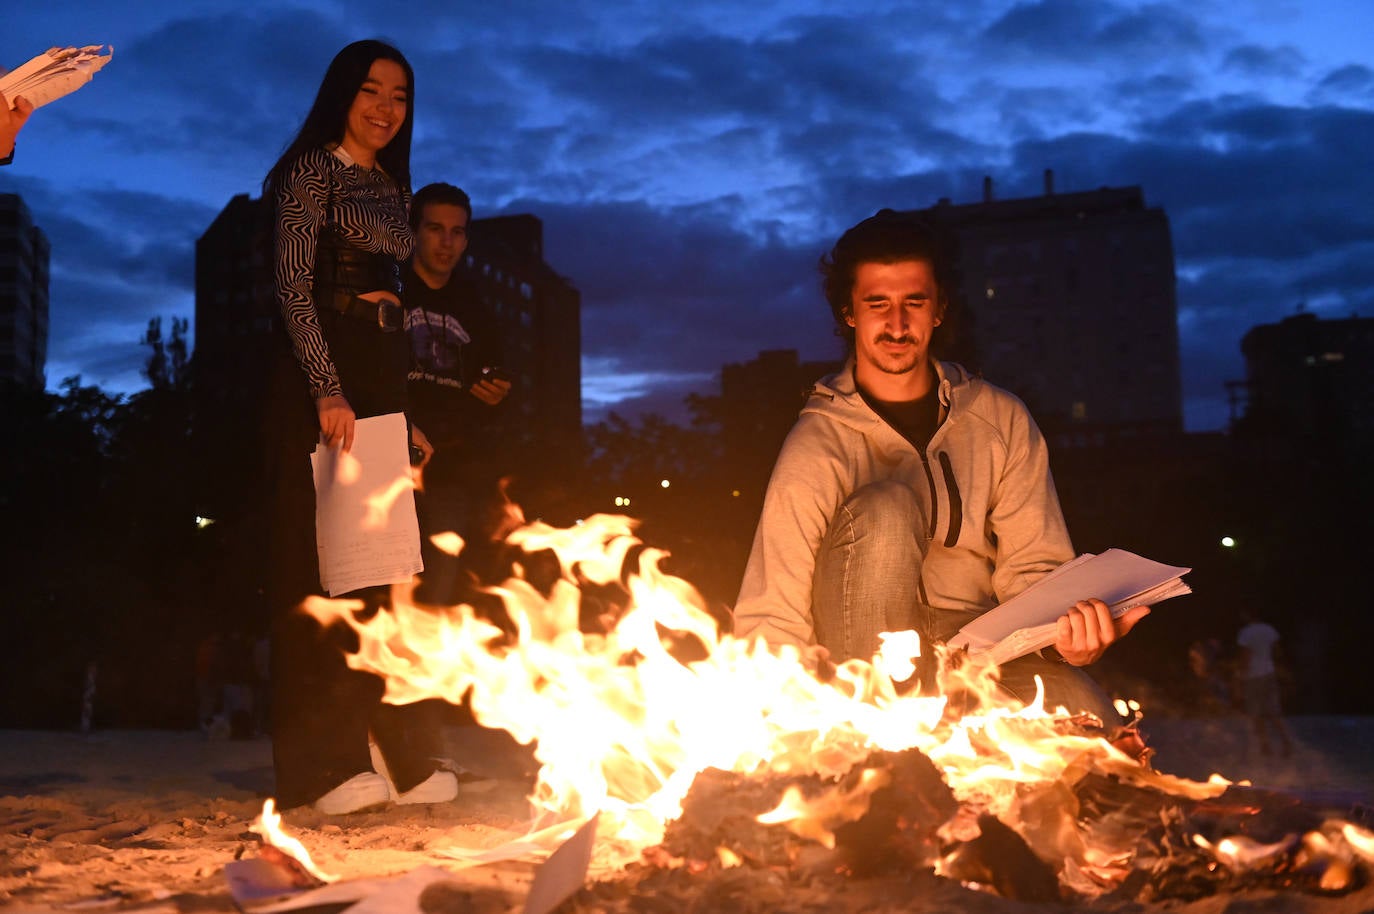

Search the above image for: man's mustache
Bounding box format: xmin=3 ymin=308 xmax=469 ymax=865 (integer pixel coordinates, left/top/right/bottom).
xmin=876 ymin=333 xmax=915 ymax=345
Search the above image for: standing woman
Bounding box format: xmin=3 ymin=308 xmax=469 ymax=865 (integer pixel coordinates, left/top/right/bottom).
xmin=262 ymin=40 xmax=451 ymax=815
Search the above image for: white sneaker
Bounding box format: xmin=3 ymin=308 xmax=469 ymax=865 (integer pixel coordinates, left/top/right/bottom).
xmin=396 ymin=769 xmax=458 ymax=806
xmin=314 ymin=772 xmax=391 ymax=815
xmin=368 ymin=741 xmax=459 ymax=806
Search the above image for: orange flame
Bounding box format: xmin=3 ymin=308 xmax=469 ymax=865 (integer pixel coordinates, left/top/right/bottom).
xmin=293 ymin=512 xmax=1229 ymax=877
xmin=251 ymin=799 xmax=337 ymax=884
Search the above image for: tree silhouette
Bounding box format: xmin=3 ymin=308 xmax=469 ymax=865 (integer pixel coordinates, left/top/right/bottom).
xmin=140 ymin=316 xmax=191 ymax=392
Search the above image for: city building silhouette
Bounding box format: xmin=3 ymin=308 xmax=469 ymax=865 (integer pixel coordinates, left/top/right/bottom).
xmin=0 ymin=193 xmax=50 ymax=389
xmin=909 ymin=173 xmax=1183 ymax=449
xmin=1230 ymin=310 xmax=1374 ymax=453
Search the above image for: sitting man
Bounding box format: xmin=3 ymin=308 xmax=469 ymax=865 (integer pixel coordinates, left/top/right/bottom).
xmin=732 ymin=210 xmax=1148 ymax=726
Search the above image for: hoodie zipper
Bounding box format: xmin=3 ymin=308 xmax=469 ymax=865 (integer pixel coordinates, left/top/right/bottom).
xmin=937 ymin=451 xmax=963 ymax=548
xmin=917 ymin=447 xmax=938 ymax=608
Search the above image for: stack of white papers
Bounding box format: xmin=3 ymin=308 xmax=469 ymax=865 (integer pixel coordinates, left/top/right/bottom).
xmin=1 ymin=45 xmax=113 ymax=109
xmin=947 ymin=549 xmax=1192 ymax=666
xmin=311 ymin=412 xmax=422 ymax=596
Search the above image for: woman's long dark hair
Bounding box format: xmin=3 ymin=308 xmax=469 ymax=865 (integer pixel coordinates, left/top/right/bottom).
xmin=263 ymin=39 xmax=415 ymax=201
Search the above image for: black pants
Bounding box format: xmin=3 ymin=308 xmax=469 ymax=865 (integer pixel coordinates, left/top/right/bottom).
xmin=264 ymin=315 xmax=439 ymax=808
xmin=267 ymin=585 xmax=444 ymax=806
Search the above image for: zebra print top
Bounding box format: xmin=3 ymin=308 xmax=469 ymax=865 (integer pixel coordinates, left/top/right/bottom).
xmin=273 ymin=145 xmax=413 ymax=399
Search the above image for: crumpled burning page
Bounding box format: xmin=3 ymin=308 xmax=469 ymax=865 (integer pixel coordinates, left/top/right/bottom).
xmin=1 ymin=45 xmax=113 ymax=108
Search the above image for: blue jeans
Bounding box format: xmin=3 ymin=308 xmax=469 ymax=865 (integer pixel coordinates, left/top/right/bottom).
xmin=811 ymin=480 xmax=1119 ymax=726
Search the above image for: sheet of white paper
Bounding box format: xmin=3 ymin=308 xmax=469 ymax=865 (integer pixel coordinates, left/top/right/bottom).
xmin=311 ymin=412 xmax=422 ymax=596
xmin=436 ymin=817 xmax=589 ymax=864
xmin=523 ymin=815 xmax=598 ymax=914
xmin=225 ymin=861 xmax=457 ymax=914
xmin=1 ymin=46 xmax=113 ymax=109
xmin=948 ymin=548 xmax=1191 ymax=653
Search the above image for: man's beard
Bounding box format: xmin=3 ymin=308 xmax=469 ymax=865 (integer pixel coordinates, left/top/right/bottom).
xmin=866 ymin=333 xmax=920 ymax=375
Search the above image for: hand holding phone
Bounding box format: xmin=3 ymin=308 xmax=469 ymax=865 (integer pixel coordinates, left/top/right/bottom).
xmin=480 ymin=366 xmax=512 ymax=383
xmin=471 ymin=366 xmax=512 ymax=406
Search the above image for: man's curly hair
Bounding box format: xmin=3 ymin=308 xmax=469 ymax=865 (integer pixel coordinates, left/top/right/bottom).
xmin=820 ymin=209 xmax=950 ymax=349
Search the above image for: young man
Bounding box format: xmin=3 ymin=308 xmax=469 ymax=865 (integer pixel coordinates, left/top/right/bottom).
xmin=403 ymin=182 xmax=512 ymax=604
xmin=732 ymin=210 xmax=1147 ymax=726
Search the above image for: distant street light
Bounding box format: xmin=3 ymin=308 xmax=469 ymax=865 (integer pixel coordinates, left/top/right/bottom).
xmin=1220 ymin=535 xmax=1236 ymax=548
xmin=660 ymin=479 xmax=670 ymax=488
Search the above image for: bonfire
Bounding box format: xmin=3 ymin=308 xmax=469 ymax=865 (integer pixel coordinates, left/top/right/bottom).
xmin=256 ymin=514 xmax=1374 ymax=912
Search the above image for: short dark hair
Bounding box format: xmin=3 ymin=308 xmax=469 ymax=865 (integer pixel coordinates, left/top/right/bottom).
xmin=410 ymin=182 xmax=473 ymax=229
xmin=819 ymin=209 xmax=949 ymax=349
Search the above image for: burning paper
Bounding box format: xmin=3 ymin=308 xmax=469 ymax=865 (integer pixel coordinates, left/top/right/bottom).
xmin=261 ymin=512 xmax=1374 ymax=907
xmin=295 ymin=515 xmax=1226 ymax=869
xmin=1 ymin=45 xmax=113 ymax=109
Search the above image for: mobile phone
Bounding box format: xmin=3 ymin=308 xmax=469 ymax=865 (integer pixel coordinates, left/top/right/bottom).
xmin=480 ymin=366 xmax=512 ymax=383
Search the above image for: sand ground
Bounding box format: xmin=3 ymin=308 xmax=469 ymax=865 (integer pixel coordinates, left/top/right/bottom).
xmin=1 ymin=715 xmax=1371 ymax=913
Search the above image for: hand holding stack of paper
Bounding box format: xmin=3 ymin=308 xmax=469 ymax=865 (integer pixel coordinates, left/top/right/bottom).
xmin=1 ymin=45 xmax=113 ymax=109
xmin=946 ymin=549 xmax=1191 ymax=667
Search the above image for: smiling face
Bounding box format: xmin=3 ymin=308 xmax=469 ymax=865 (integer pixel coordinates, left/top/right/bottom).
xmin=412 ymin=202 xmax=470 ymax=288
xmin=846 ymin=259 xmax=945 ymax=401
xmin=340 ymin=58 xmax=408 ymax=167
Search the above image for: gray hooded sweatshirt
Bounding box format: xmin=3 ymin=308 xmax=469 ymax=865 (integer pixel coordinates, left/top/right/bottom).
xmin=733 ymin=359 xmax=1074 ymax=650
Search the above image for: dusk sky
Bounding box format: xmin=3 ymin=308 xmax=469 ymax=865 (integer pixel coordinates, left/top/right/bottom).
xmin=2 ymin=1 xmax=1370 ymax=431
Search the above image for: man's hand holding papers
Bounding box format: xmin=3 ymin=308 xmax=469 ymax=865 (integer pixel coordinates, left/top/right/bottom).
xmin=947 ymin=549 xmax=1191 ymax=667
xmin=1053 ymin=598 xmax=1152 ymax=667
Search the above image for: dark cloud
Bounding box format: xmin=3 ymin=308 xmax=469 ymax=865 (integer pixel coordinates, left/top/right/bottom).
xmin=18 ymin=182 xmax=212 ymax=290
xmin=515 ymin=197 xmax=834 ymax=381
xmin=982 ymin=0 xmax=1205 ymax=61
xmin=1222 ymin=44 xmax=1305 ymax=80
xmin=1008 ymin=100 xmax=1374 ymax=266
xmin=583 ymin=375 xmax=716 ymax=427
xmin=4 ymin=177 xmax=200 ymax=390
xmin=1312 ymin=64 xmax=1374 ymax=103
xmin=1095 ymin=3 xmax=1208 ymax=57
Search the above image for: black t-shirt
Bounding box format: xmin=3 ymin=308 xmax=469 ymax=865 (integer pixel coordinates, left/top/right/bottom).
xmin=859 ymin=369 xmax=942 ymax=454
xmin=402 ymin=263 xmax=503 ymax=449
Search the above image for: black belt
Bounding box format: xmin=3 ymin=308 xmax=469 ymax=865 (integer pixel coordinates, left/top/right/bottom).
xmin=321 ymin=288 xmax=404 ymax=332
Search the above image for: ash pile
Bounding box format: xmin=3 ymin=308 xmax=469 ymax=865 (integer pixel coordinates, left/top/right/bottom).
xmin=555 ymin=718 xmax=1374 ymax=913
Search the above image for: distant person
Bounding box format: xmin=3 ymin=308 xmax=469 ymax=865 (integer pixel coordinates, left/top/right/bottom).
xmin=194 ymin=632 xmax=223 ymax=731
xmin=220 ymin=630 xmax=256 ymax=741
xmin=1186 ymin=637 xmax=1230 ymax=716
xmin=261 ymin=39 xmax=454 ymax=815
xmin=402 ymin=183 xmax=512 ymax=605
xmin=0 ymin=88 xmax=35 ymax=165
xmin=732 ymin=210 xmax=1148 ymax=728
xmin=1236 ymin=611 xmax=1294 ymax=757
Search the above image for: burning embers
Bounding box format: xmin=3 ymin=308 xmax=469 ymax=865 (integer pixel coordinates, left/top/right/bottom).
xmin=273 ymin=514 xmax=1374 ymax=907
xmin=552 ymin=753 xmax=1374 ymax=912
